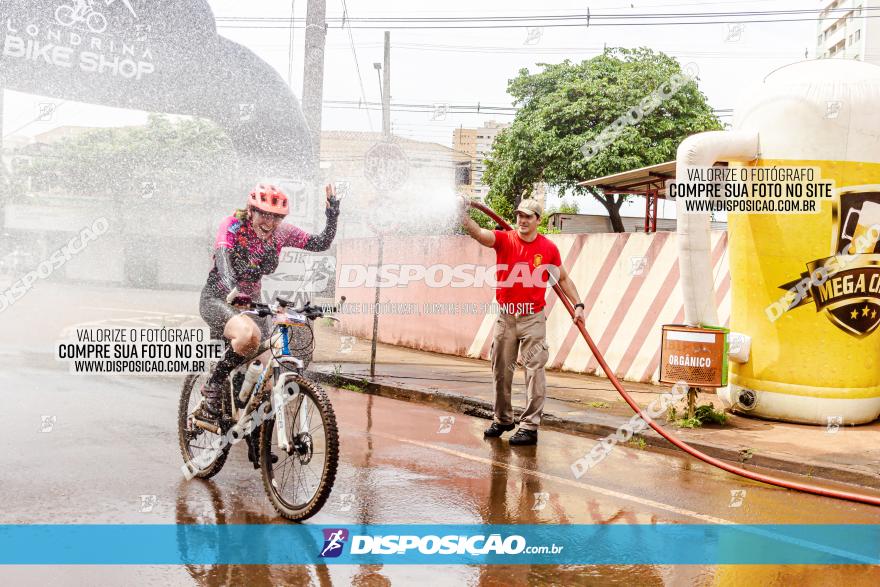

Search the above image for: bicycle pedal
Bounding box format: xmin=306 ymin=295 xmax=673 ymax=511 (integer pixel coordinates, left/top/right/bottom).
xmin=190 ymin=417 xmax=221 ymax=435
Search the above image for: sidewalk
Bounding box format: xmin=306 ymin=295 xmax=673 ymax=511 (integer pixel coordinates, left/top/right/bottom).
xmin=311 ymin=323 xmax=880 ymax=491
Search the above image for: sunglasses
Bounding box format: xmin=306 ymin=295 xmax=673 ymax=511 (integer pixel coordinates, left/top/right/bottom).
xmin=252 ymin=209 xmax=285 ymax=221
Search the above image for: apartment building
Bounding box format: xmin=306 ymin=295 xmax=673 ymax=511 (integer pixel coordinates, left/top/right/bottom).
xmin=816 ymin=0 xmax=878 ymax=63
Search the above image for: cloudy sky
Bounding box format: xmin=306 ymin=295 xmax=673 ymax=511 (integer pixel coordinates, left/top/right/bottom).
xmin=2 ymin=0 xmax=824 ymax=215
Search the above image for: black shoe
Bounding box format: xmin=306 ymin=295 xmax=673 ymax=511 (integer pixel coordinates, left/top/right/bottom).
xmin=484 ymin=422 xmax=516 ymax=437
xmin=191 ymin=402 xmax=221 ymax=428
xmin=509 ymin=428 xmax=538 ymax=446
xmin=191 ymin=384 xmax=222 ymax=427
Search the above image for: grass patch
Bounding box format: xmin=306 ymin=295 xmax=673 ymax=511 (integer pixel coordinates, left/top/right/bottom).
xmin=338 ymin=378 xmax=371 ymax=393
xmin=668 ymin=403 xmax=729 ymax=428
xmin=627 ymin=436 xmax=647 ymax=450
xmin=328 ymin=363 xmax=344 ymax=387
xmin=695 ymin=404 xmax=728 ymax=425
xmin=587 ymin=401 xmax=611 ymax=409
xmin=675 ymin=417 xmax=702 ymax=429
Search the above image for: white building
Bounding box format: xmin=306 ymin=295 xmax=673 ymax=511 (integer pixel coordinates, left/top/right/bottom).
xmin=816 ymin=0 xmax=878 ymax=63
xmin=472 ymin=121 xmax=508 ymax=200
xmin=453 ymin=121 xmax=510 ymax=200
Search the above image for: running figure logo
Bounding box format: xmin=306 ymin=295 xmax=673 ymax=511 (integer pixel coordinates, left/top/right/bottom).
xmin=319 ymin=528 xmax=349 ymax=558
xmin=55 ymin=0 xmax=139 ymax=34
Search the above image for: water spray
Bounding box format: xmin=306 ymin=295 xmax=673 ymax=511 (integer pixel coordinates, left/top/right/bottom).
xmin=468 ymin=199 xmax=880 ymax=507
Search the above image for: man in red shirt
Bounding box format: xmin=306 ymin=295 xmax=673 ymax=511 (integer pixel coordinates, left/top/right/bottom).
xmin=460 ymin=197 xmax=584 ymax=445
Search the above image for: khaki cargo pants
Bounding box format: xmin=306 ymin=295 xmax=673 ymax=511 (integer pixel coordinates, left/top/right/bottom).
xmin=490 ymin=310 xmax=550 ymax=431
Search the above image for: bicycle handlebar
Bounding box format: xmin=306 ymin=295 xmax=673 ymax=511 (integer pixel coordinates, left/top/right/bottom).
xmin=241 ymin=298 xmax=330 ymax=321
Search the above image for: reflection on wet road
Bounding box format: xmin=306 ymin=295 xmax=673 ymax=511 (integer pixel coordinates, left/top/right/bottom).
xmin=0 ymin=355 xmax=878 ymax=585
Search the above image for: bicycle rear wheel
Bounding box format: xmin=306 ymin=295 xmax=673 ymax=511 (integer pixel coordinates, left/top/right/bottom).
xmin=259 ymin=375 xmax=339 ymax=521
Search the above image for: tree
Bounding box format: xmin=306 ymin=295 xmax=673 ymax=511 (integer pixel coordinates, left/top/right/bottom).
xmin=21 ymin=114 xmax=242 ymax=204
xmin=484 ymin=47 xmax=722 ymax=232
xmin=537 ymin=198 xmax=578 ymax=234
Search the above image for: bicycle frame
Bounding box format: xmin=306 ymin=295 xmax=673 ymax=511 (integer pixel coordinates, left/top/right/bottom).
xmin=224 ymin=310 xmax=313 ymax=453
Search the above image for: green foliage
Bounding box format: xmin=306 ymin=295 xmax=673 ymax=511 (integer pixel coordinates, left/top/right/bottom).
xmin=19 ymin=114 xmax=242 ymax=203
xmin=450 ymin=200 xmax=497 ymax=235
xmin=695 ymin=403 xmax=728 ymax=425
xmin=669 ymin=403 xmax=729 ymax=428
xmin=675 ymin=417 xmax=702 ymax=429
xmin=329 ymin=363 xmax=344 ymax=387
xmin=537 ymin=216 xmax=559 ymax=234
xmin=587 ymin=401 xmax=610 ymax=409
xmin=485 ymin=190 xmax=515 ymax=225
xmin=557 ymin=199 xmax=579 ymax=214
xmin=537 ymin=197 xmax=578 ymax=234
xmin=627 ymin=436 xmax=647 ymax=450
xmin=483 ymin=47 xmax=722 ymax=230
xmin=468 ymin=206 xmax=496 ymax=230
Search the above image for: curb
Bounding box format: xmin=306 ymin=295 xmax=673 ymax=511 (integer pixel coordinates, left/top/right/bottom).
xmin=312 ymin=369 xmax=880 ymax=492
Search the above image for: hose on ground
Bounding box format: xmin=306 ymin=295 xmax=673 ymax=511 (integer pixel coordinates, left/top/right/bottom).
xmin=468 ymin=199 xmax=880 ymax=507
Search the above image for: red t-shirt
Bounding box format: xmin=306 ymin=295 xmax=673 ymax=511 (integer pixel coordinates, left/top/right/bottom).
xmin=492 ymin=230 xmax=562 ymax=313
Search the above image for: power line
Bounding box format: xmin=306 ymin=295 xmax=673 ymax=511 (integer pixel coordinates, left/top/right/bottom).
xmin=215 ymin=7 xmax=880 ymax=29
xmin=324 ymin=104 xmax=513 ymax=115
xmin=340 ymin=0 xmax=373 ymax=132
xmin=324 ymin=99 xmax=732 ymax=115
xmin=325 ymin=99 xmax=516 ymax=111
xmin=364 ymin=42 xmax=813 ymax=59
xmin=216 ymin=7 xmax=878 ymax=23
xmin=355 ymin=0 xmax=798 ymax=14
xmin=217 ymin=18 xmax=879 ymax=30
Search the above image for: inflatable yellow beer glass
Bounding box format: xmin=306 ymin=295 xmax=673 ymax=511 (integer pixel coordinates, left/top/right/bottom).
xmin=677 ymin=59 xmax=880 ymax=424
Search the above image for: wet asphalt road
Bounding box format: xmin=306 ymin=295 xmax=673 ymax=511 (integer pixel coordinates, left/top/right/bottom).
xmin=1 ymin=348 xmax=879 ymax=586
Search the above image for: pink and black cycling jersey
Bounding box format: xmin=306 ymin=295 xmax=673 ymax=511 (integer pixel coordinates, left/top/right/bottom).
xmin=203 ymin=212 xmax=337 ymax=300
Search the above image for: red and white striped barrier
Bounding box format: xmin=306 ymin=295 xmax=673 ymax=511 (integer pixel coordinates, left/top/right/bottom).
xmin=336 ymin=231 xmax=730 ymax=383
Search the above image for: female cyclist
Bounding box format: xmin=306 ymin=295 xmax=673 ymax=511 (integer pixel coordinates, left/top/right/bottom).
xmin=192 ymin=182 xmax=340 ymax=426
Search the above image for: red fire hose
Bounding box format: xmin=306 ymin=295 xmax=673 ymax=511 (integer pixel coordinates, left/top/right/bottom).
xmin=469 ymin=200 xmax=880 ymax=507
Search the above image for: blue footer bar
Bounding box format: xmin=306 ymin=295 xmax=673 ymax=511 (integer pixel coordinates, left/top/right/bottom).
xmin=0 ymin=524 xmax=877 ymax=565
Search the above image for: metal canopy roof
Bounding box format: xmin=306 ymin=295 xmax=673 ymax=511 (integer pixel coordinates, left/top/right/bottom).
xmin=577 ymin=160 xmax=676 ymax=197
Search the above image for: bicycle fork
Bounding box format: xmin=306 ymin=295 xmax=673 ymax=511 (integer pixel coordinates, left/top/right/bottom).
xmin=272 ymin=365 xmax=305 ymax=453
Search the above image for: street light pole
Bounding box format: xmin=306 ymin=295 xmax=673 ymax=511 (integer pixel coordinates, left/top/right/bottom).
xmin=368 ymin=31 xmax=391 ymax=379
xmin=382 ymin=31 xmax=391 ymax=137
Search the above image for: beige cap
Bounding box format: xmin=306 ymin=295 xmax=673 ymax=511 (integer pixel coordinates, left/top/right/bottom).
xmin=515 ymin=198 xmax=543 ymax=218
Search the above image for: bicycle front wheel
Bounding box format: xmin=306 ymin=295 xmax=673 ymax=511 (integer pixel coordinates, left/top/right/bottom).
xmin=260 ymin=376 xmax=339 ymax=521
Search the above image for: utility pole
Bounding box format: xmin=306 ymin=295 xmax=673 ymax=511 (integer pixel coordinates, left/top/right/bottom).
xmin=286 ymin=0 xmax=296 ymax=87
xmin=301 ymin=0 xmax=326 ymax=174
xmin=0 ymin=89 xmax=5 ymax=230
xmin=382 ymin=30 xmax=391 ymax=137
xmin=369 ymin=30 xmax=391 ymax=379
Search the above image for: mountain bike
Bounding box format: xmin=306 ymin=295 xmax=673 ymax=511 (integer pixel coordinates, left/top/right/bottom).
xmin=177 ymin=296 xmax=339 ymax=521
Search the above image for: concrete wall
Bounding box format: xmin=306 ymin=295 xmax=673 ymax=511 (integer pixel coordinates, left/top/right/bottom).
xmin=336 ymin=231 xmax=731 ymax=383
